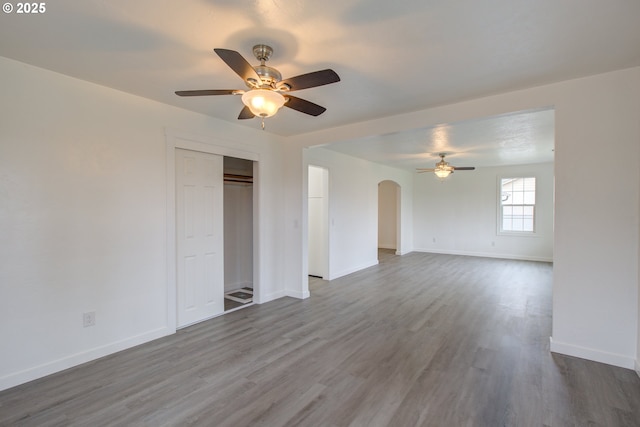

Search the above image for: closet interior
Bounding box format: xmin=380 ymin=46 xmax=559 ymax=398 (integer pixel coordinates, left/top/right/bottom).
xmin=223 ymin=156 xmax=254 ymax=312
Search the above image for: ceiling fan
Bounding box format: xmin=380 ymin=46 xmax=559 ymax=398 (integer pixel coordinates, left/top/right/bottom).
xmin=416 ymin=153 xmax=475 ymax=178
xmin=175 ymin=44 xmax=340 ymax=129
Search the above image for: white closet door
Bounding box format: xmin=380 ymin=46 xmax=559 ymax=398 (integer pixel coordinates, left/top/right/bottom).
xmin=176 ymin=148 xmax=224 ymax=327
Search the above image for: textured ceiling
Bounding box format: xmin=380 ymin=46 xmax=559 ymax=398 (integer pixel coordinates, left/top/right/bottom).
xmin=322 ymin=108 xmax=555 ymax=170
xmin=0 ymin=0 xmax=638 ymax=167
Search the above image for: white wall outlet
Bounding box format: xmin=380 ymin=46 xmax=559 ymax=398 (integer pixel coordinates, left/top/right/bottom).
xmin=83 ymin=311 xmax=96 ymax=327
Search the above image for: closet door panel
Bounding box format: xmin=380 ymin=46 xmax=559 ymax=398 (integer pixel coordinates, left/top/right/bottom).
xmin=176 ymin=149 xmax=224 ymax=327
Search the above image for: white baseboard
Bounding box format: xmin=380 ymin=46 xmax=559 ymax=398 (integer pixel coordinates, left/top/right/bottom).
xmin=413 ymin=248 xmax=553 ymax=263
xmin=329 ymin=259 xmax=379 ymax=280
xmin=0 ymin=326 xmax=173 ymax=392
xmin=286 ymin=289 xmax=310 ymax=300
xmin=549 ymin=337 xmax=636 ymax=370
xmin=258 ymin=289 xmax=287 ymax=304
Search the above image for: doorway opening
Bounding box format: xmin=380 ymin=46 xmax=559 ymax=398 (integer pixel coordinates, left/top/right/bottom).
xmin=308 ymin=165 xmax=329 ymax=280
xmin=378 ymin=180 xmax=401 ymax=261
xmin=223 ymin=157 xmax=254 ymax=312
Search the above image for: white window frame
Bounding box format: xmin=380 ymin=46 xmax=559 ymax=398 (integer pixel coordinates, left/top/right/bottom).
xmin=497 ymin=176 xmax=537 ymax=235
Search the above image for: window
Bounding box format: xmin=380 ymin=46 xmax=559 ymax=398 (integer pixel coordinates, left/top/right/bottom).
xmin=500 ymin=177 xmax=536 ymax=233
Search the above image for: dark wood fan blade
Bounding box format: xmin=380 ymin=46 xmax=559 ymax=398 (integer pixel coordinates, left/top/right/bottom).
xmin=175 ymin=89 xmax=239 ymax=96
xmin=416 ymin=169 xmax=436 ymax=173
xmin=278 ymin=69 xmax=340 ymax=91
xmin=452 ymin=167 xmax=475 ymax=170
xmin=238 ymin=106 xmax=255 ymax=120
xmin=214 ymin=48 xmax=261 ymax=83
xmin=284 ymin=95 xmax=327 ymax=116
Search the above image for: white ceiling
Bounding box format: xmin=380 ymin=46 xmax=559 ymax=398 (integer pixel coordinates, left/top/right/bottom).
xmin=1 ymin=0 xmax=638 ymax=169
xmin=324 ymin=108 xmax=555 ymax=170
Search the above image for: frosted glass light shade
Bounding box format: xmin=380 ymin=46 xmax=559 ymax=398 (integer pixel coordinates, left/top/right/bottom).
xmin=434 ymin=168 xmax=452 ymax=178
xmin=241 ymin=89 xmax=285 ymax=117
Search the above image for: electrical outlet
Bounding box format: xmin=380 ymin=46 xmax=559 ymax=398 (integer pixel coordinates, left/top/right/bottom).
xmin=83 ymin=311 xmax=96 ymax=327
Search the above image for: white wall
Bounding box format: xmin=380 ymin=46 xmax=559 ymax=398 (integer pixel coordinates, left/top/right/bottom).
xmin=413 ymin=162 xmax=554 ymax=262
xmin=378 ymin=181 xmax=398 ymax=250
xmin=288 ymin=66 xmax=640 ymax=370
xmin=280 ymin=141 xmax=307 ymax=299
xmin=0 ymin=56 xmax=285 ymax=391
xmin=550 ymin=68 xmax=640 ymax=369
xmin=304 ymin=147 xmax=414 ymax=280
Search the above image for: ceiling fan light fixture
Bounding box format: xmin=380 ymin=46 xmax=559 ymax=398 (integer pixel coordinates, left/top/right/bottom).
xmin=415 ymin=153 xmax=474 ymax=177
xmin=241 ymin=89 xmax=285 ymax=118
xmin=434 ymin=168 xmax=452 ymax=179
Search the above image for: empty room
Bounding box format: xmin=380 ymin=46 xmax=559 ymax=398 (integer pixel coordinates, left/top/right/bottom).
xmin=1 ymin=1 xmax=640 ymax=425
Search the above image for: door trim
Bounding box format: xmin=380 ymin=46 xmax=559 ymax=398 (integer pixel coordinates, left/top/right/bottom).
xmin=165 ymin=129 xmax=260 ymax=332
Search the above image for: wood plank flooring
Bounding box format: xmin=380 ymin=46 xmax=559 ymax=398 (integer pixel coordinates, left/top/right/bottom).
xmin=2 ymin=251 xmax=640 ymax=426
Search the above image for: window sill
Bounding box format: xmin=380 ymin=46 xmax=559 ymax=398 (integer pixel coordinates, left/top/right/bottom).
xmin=497 ymin=231 xmax=538 ymax=237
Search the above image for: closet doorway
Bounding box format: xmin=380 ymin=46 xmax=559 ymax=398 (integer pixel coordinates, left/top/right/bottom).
xmin=223 ymin=157 xmax=255 ymax=312
xmin=174 ymin=148 xmax=256 ymax=329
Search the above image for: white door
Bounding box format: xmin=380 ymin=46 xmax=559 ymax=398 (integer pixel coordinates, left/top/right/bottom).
xmin=176 ymin=148 xmax=224 ymax=327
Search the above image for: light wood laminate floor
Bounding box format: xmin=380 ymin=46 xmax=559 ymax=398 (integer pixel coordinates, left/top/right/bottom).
xmin=2 ymin=251 xmax=640 ymax=426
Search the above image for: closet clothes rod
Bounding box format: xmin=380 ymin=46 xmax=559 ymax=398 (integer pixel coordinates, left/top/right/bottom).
xmin=223 ymin=173 xmax=253 ymax=184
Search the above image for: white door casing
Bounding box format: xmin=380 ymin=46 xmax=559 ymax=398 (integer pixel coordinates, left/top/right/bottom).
xmin=176 ymin=148 xmax=224 ymax=327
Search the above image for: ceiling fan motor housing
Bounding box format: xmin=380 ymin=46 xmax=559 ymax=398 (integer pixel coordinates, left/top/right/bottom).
xmin=252 ymin=65 xmax=282 ymax=87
